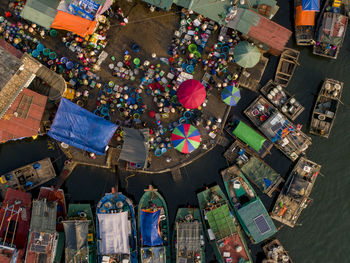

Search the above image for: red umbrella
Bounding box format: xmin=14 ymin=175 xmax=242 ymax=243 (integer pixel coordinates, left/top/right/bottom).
xmin=177 ymin=79 xmax=206 ymax=109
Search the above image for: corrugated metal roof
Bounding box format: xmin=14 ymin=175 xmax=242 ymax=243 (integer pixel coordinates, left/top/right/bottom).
xmin=0 ymin=45 xmax=23 ymax=91
xmin=226 ymin=8 xmax=261 ymax=35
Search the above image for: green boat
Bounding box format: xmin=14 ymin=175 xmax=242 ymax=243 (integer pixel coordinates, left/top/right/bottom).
xmin=197 ymin=185 xmax=252 ymax=263
xmin=173 ymin=207 xmax=205 ymax=263
xmin=138 ymin=185 xmax=170 ymax=262
xmin=221 ymin=165 xmax=278 ymax=244
xmin=66 ymin=204 xmax=97 ymax=263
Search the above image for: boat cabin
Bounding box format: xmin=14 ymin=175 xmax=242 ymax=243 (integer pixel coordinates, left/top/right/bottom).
xmin=244 ymin=96 xmax=311 ymax=161
xmin=294 ymin=0 xmax=317 ymax=46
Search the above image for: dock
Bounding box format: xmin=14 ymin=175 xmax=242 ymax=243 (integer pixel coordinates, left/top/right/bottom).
xmin=238 ymin=56 xmax=269 ymax=92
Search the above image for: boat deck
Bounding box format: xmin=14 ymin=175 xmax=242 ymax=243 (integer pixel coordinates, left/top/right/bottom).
xmin=274 ymin=48 xmax=300 ymax=87
xmin=263 ymin=239 xmax=293 ymax=263
xmin=218 ymin=234 xmax=250 ymax=263
xmin=238 ymin=56 xmax=269 ymax=92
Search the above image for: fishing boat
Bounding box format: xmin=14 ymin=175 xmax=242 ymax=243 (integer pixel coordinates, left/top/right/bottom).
xmin=225 ymin=119 xmax=273 ymax=158
xmin=260 ymin=80 xmax=304 ymax=121
xmin=309 ymin=78 xmax=343 ymax=138
xmin=138 ymin=185 xmax=170 ymax=263
xmin=244 ymin=95 xmax=312 ymax=161
xmin=0 ymin=158 xmax=56 ymax=197
xmin=274 ymin=48 xmax=300 ymax=87
xmin=197 ymin=185 xmax=252 ymax=263
xmin=173 ymin=207 xmax=205 ymax=263
xmin=25 ymin=199 xmax=58 ymax=263
xmin=38 ymin=187 xmax=66 ymax=263
xmin=221 ymin=166 xmax=278 ymax=244
xmin=97 ymin=188 xmax=138 ymax=263
xmin=262 ymin=239 xmax=293 ymax=263
xmin=313 ymin=0 xmax=348 ymax=59
xmin=0 ymin=189 xmax=31 ymax=263
xmin=294 ymin=0 xmax=318 ymax=45
xmin=224 ymin=140 xmax=284 ymax=197
xmin=271 ymin=157 xmax=321 ymax=228
xmin=67 ymin=204 xmax=97 ymax=263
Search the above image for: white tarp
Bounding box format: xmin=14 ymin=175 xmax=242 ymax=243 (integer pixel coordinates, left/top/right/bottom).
xmin=98 ymin=211 xmax=130 ymax=254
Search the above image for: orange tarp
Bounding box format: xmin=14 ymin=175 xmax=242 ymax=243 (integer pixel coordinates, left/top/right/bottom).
xmin=51 ymin=11 xmax=97 ymax=37
xmin=295 ymin=6 xmax=315 ymax=26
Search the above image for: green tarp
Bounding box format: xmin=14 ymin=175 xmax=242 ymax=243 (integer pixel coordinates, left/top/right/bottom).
xmin=20 ymin=0 xmax=60 ymax=29
xmin=233 ymin=121 xmax=266 ymax=152
xmin=142 ymin=0 xmax=174 ymax=11
xmin=206 ymin=204 xmax=236 ymax=240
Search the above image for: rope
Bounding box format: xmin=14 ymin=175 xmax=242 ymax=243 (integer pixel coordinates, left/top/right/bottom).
xmin=125 ymin=174 xmax=136 ymax=189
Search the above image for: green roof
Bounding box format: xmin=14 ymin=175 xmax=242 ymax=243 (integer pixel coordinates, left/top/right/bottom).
xmin=20 ymin=0 xmax=60 ymax=29
xmin=206 ymin=204 xmax=236 ymax=240
xmin=233 ymin=121 xmax=266 ymax=152
xmin=237 ymin=199 xmax=277 ymax=243
xmin=142 ymin=0 xmax=174 ymax=11
xmin=241 ymin=156 xmax=281 ymax=192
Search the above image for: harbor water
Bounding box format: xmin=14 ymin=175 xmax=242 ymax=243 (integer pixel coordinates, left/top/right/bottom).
xmin=0 ymin=1 xmax=349 ymax=262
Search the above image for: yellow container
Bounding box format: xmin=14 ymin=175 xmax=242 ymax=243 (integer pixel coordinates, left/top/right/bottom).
xmin=0 ymin=176 xmax=7 ymax=184
xmin=333 ymin=0 xmax=342 ymax=7
xmin=63 ymin=87 xmax=75 ymax=100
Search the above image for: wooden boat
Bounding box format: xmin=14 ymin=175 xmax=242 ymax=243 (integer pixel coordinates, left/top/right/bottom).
xmin=309 ymin=78 xmax=343 ymax=138
xmin=25 ymin=199 xmax=58 ymax=263
xmin=173 ymin=207 xmax=205 ymax=263
xmin=138 ymin=185 xmax=170 ymax=263
xmin=221 ymin=166 xmax=278 ymax=244
xmin=244 ymin=95 xmax=312 ymax=161
xmin=262 ymin=239 xmax=293 ymax=263
xmin=238 ymin=56 xmax=269 ymax=92
xmin=0 ymin=158 xmax=56 ymax=197
xmin=0 ymin=189 xmax=31 ymax=263
xmin=274 ymin=48 xmax=300 ymax=87
xmin=67 ymin=204 xmax=97 ymax=263
xmin=197 ymin=185 xmax=252 ymax=263
xmin=97 ymin=188 xmax=138 ymax=263
xmin=260 ymin=80 xmax=304 ymax=121
xmin=294 ymin=0 xmax=317 ymax=46
xmin=271 ymin=157 xmax=321 ymax=227
xmin=38 ymin=187 xmax=66 ymax=263
xmin=313 ymin=0 xmax=348 ymax=59
xmin=224 ymin=140 xmax=284 ymax=197
xmin=225 ymin=119 xmax=273 ymax=158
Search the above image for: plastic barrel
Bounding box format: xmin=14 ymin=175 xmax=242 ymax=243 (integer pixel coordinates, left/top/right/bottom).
xmin=133 ymin=58 xmax=140 ymax=66
xmin=60 ymin=57 xmax=68 ymax=64
xmin=31 ymin=49 xmax=40 ymax=58
xmin=188 ymin=43 xmax=197 ymax=53
xmin=49 ymin=29 xmax=57 ymax=37
xmin=155 ymin=148 xmax=162 ymax=157
xmin=49 ymin=52 xmax=57 ymax=60
xmin=43 ymin=48 xmax=50 ymax=56
xmin=36 ymin=43 xmax=44 ymax=52
xmin=193 ymin=51 xmax=201 ymax=59
xmin=186 ymin=65 xmax=194 ymax=73
xmin=66 ymin=61 xmax=74 ymax=69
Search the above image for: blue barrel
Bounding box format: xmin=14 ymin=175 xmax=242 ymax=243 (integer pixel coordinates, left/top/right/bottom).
xmin=36 ymin=43 xmax=44 ymax=52
xmin=33 ymin=163 xmax=41 ymax=169
xmin=66 ymin=61 xmax=74 ymax=69
xmin=31 ymin=49 xmax=40 ymax=58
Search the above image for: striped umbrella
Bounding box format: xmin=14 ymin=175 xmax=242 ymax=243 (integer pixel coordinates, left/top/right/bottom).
xmin=171 ymin=123 xmax=201 ymax=154
xmin=221 ymin=85 xmax=241 ymax=106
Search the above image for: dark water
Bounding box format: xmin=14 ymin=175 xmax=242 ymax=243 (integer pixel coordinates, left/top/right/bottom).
xmin=1 ymin=0 xmax=350 ymax=262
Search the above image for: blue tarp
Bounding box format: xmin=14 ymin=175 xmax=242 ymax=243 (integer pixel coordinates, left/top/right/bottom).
xmin=302 ymin=0 xmax=319 ymax=11
xmin=48 ymin=98 xmax=118 ymax=155
xmin=140 ymin=210 xmax=163 ymax=246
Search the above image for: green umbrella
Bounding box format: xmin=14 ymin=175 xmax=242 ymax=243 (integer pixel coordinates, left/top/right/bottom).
xmin=234 ymin=41 xmax=261 ymax=68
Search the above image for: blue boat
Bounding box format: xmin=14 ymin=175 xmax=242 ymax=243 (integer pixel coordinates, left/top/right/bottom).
xmin=96 ymin=188 xmax=138 ymax=263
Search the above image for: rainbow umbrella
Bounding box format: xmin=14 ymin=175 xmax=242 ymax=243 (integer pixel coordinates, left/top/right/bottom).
xmin=221 ymin=85 xmax=241 ymax=106
xmin=171 ymin=123 xmax=201 ymax=153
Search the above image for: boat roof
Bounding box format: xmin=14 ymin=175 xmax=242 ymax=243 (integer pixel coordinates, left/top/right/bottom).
xmin=63 ymin=220 xmax=89 ymax=262
xmin=233 ymin=121 xmax=266 ymax=152
xmin=237 ymin=199 xmax=277 ymax=243
xmin=317 ymin=12 xmax=348 ymax=46
xmin=206 ymin=204 xmax=236 ymax=240
xmin=177 ymin=221 xmax=201 ymax=252
xmin=30 ymin=200 xmax=57 ymax=233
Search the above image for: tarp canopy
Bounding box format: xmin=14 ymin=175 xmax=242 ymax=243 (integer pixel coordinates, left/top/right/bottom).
xmin=119 ymin=128 xmax=149 ymax=166
xmin=63 ymin=220 xmax=89 ymax=262
xmin=295 ymin=6 xmax=316 ymax=26
xmin=233 ymin=121 xmax=266 ymax=152
xmin=97 ymin=212 xmax=130 ymax=254
xmin=51 ymin=11 xmax=97 ymax=37
xmin=48 ymin=98 xmax=118 ymax=155
xmin=302 ymin=0 xmax=319 ymax=11
xmin=20 ymin=0 xmax=60 ymax=29
xmin=140 ymin=210 xmax=163 ymax=246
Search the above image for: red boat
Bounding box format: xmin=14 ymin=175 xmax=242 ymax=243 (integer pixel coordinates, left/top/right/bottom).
xmin=38 ymin=187 xmax=67 ymax=231
xmin=0 ymin=188 xmax=31 ymax=263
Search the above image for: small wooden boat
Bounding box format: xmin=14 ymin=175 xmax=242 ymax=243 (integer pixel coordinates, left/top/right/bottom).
xmin=0 ymin=189 xmax=31 ymax=263
xmin=25 ymin=199 xmax=59 ymax=263
xmin=244 ymin=95 xmax=312 ymax=161
xmin=313 ymin=0 xmax=348 ymax=59
xmin=309 ymin=78 xmax=343 ymax=138
xmin=225 ymin=119 xmax=273 ymax=158
xmin=263 ymin=239 xmax=293 ymax=263
xmin=67 ymin=204 xmax=97 ymax=263
xmin=294 ymin=0 xmax=317 ymax=46
xmin=221 ymin=166 xmax=278 ymax=244
xmin=271 ymin=157 xmax=321 ymax=227
xmin=238 ymin=56 xmax=269 ymax=92
xmin=224 ymin=139 xmax=284 ymax=197
xmin=0 ymin=158 xmax=56 ymax=197
xmin=173 ymin=207 xmax=205 ymax=263
xmin=274 ymin=48 xmax=300 ymax=87
xmin=97 ymin=188 xmax=138 ymax=263
xmin=197 ymin=185 xmax=252 ymax=263
xmin=138 ymin=185 xmax=170 ymax=263
xmin=261 ymin=80 xmax=304 ymax=121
